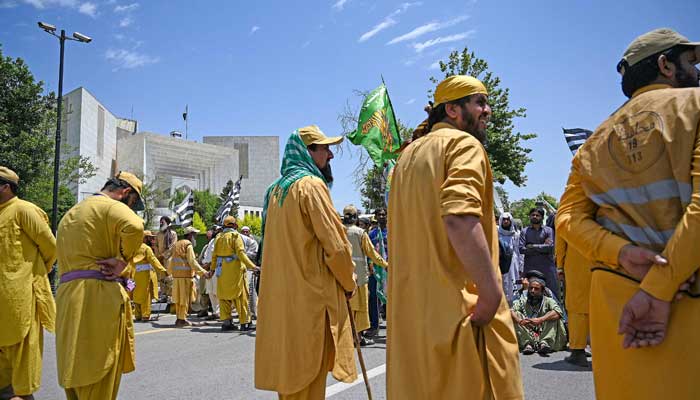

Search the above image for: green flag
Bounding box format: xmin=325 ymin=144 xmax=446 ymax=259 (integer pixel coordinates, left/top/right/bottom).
xmin=347 ymin=84 xmax=402 ymax=167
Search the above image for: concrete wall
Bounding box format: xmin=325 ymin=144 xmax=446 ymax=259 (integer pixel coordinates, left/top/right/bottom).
xmin=202 ymin=136 xmax=279 ymax=208
xmin=61 ymin=87 xmax=118 ymax=201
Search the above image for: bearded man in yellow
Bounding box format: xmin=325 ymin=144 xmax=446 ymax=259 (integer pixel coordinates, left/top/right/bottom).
xmin=387 ymin=76 xmax=524 ymax=400
xmin=557 ymin=28 xmax=700 ymax=400
xmin=167 ymin=226 xmax=207 ymax=328
xmin=255 ymin=126 xmax=357 ymax=400
xmin=341 ymin=204 xmax=388 ymax=346
xmin=55 ymin=171 xmax=145 ymax=400
xmin=131 ymin=231 xmax=167 ymax=322
xmin=0 ymin=167 xmax=56 ymax=400
xmin=212 ymin=216 xmax=259 ymax=331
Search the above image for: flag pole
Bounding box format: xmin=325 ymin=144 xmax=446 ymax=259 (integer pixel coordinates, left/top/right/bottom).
xmin=380 ymin=75 xmax=402 ymax=147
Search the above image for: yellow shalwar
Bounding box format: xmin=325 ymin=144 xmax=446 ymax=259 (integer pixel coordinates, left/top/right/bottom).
xmin=167 ymin=239 xmax=206 ymax=320
xmin=213 ymin=229 xmax=257 ymax=323
xmin=0 ymin=197 xmax=56 ymax=396
xmin=255 ymin=176 xmax=357 ymax=398
xmin=55 ymin=194 xmax=144 ymax=400
xmin=557 ymin=85 xmax=700 ymax=400
xmin=555 ymin=235 xmax=591 ymax=350
xmin=387 ymin=122 xmax=524 ymax=400
xmin=131 ymin=244 xmax=166 ymax=320
xmin=344 ymin=224 xmax=388 ymax=333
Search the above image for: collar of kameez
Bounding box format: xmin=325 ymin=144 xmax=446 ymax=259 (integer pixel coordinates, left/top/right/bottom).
xmin=430 ymin=121 xmax=460 ymax=133
xmin=0 ymin=195 xmax=18 ymax=210
xmin=632 ymin=83 xmax=673 ymax=98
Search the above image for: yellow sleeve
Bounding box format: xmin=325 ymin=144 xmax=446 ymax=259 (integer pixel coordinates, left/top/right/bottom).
xmin=554 ymin=227 xmax=567 ymax=268
xmin=187 ymin=245 xmax=206 ymax=276
xmin=440 ymin=135 xmax=487 ymax=217
xmin=234 ymin=235 xmax=258 ymax=270
xmin=556 ymin=157 xmax=631 ymax=268
xmin=146 ymin=246 xmax=166 ymax=275
xmin=301 ymin=178 xmax=356 ymax=292
xmin=361 ymin=232 xmax=388 ymax=268
xmin=110 ymin=203 xmax=144 ymax=262
xmin=641 ymin=129 xmax=700 ymax=301
xmin=19 ymin=204 xmax=56 ymax=272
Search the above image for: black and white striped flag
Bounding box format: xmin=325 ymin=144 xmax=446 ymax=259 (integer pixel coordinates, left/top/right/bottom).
xmin=174 ymin=190 xmax=194 ymax=228
xmin=563 ymin=128 xmax=593 ymax=155
xmin=215 ymin=175 xmax=243 ymax=224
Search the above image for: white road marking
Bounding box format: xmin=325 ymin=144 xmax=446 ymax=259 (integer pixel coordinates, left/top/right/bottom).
xmin=325 ymin=364 xmax=386 ymax=398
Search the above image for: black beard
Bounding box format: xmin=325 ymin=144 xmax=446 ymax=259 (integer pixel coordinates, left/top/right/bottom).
xmin=676 ymin=67 xmax=700 ymax=88
xmin=320 ymin=163 xmax=333 ymax=184
xmin=527 ymin=294 xmax=543 ymax=306
xmin=462 ymin=108 xmax=487 ymax=144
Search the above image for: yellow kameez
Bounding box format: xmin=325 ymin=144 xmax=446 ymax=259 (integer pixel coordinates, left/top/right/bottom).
xmin=212 ymin=229 xmax=257 ymax=323
xmin=131 ymin=244 xmax=166 ymax=319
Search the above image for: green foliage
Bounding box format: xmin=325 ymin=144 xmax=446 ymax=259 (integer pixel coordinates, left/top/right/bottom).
xmin=429 ymin=48 xmax=536 ymax=186
xmin=237 ymin=213 xmax=262 ymax=237
xmin=192 ymin=211 xmax=207 ymax=233
xmin=495 ymin=185 xmax=511 ymax=212
xmin=360 ymin=165 xmax=385 ymax=212
xmin=192 ymin=190 xmax=221 ymax=225
xmin=510 ymin=192 xmax=559 ymax=224
xmin=140 ymin=176 xmax=168 ymax=228
xmin=0 ymin=45 xmax=96 ymax=225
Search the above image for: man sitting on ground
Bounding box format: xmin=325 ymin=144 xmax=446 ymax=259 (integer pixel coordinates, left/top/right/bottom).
xmin=511 ymin=276 xmax=567 ymax=355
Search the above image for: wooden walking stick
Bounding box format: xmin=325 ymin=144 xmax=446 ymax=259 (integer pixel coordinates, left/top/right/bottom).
xmin=346 ymin=299 xmax=373 ymax=400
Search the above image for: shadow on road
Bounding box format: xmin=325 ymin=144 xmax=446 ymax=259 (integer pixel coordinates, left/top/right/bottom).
xmin=531 ymin=359 xmax=592 ymax=372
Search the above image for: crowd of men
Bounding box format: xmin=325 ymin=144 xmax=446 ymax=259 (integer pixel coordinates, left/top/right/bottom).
xmin=0 ymin=27 xmax=698 ymax=400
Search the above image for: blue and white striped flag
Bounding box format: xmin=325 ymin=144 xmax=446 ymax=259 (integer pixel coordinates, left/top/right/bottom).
xmin=174 ymin=190 xmax=194 ymax=228
xmin=563 ymin=128 xmax=593 ymax=155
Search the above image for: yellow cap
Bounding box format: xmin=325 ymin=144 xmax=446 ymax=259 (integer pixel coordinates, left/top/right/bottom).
xmin=223 ymin=215 xmax=237 ymax=227
xmin=0 ymin=166 xmax=19 ymax=185
xmin=115 ymin=171 xmax=144 ymax=211
xmin=183 ymin=226 xmax=200 ymax=235
xmin=620 ymin=28 xmax=700 ymax=73
xmin=143 ymin=230 xmax=156 ymax=237
xmin=343 ymin=204 xmax=358 ymax=216
xmin=433 ymin=75 xmax=488 ymax=107
xmin=299 ymin=125 xmax=344 ymax=146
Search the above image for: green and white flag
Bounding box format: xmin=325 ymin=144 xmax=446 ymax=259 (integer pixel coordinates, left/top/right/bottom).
xmin=348 ymin=83 xmax=402 ymax=168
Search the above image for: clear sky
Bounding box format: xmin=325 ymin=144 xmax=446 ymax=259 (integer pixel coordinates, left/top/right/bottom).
xmin=1 ymin=0 xmax=698 ymax=212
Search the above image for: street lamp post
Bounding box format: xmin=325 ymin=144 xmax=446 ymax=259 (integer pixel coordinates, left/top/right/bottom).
xmin=38 ymin=22 xmax=91 ymax=233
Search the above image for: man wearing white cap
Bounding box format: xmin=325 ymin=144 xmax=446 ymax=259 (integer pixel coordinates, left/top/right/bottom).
xmin=388 ymin=76 xmax=524 ymax=399
xmin=0 ymin=166 xmax=56 ymax=400
xmin=255 ymin=126 xmax=357 ymax=399
xmin=557 ymin=28 xmax=700 ymax=399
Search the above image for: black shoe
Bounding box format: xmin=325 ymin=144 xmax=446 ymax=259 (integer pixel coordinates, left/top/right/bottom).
xmin=537 ymin=343 xmax=552 ymax=355
xmin=360 ymin=337 xmax=374 ymax=346
xmin=196 ymin=310 xmax=208 ymax=318
xmin=522 ymin=344 xmax=535 ymax=355
xmin=363 ymin=328 xmax=379 ymax=338
xmin=221 ymin=321 xmax=236 ymax=332
xmin=241 ymin=323 xmax=256 ymax=331
xmin=565 ymin=350 xmax=589 ymax=367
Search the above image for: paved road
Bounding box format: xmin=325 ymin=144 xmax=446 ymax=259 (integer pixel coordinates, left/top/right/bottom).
xmin=36 ymin=314 xmax=594 ymax=399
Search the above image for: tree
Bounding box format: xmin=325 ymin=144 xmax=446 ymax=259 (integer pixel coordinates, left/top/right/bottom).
xmin=510 ymin=192 xmax=559 ymax=225
xmin=429 ymin=48 xmax=536 ymax=186
xmin=237 ymin=213 xmax=262 ymax=238
xmin=192 ymin=190 xmax=221 ymax=226
xmin=192 ymin=211 xmax=207 ymax=233
xmin=140 ymin=176 xmax=168 ymax=228
xmin=0 ymin=45 xmax=96 ymax=225
xmin=495 ymin=185 xmax=511 ymax=212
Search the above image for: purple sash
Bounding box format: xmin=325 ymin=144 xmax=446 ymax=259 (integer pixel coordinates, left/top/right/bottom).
xmin=60 ymin=269 xmax=135 ymax=292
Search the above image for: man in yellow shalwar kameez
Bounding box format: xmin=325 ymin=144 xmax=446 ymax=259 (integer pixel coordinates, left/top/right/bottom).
xmin=167 ymin=226 xmax=207 ymax=328
xmin=131 ymin=231 xmax=167 ymax=322
xmin=342 ymin=204 xmax=388 ymax=346
xmin=557 ymin=29 xmax=700 ymax=400
xmin=387 ymin=76 xmax=524 ymax=399
xmin=212 ymin=216 xmax=259 ymax=332
xmin=255 ymin=125 xmax=357 ymax=400
xmin=555 ymin=235 xmax=591 ymax=367
xmin=55 ymin=171 xmax=145 ymax=400
xmin=0 ymin=167 xmax=56 ymax=400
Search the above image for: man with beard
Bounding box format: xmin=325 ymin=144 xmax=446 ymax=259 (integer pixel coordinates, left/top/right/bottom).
xmin=498 ymin=212 xmax=523 ymax=304
xmin=366 ymin=208 xmax=388 ymax=338
xmin=387 ymin=75 xmax=523 ymax=399
xmin=342 ymin=205 xmax=389 ymax=346
xmin=557 ymin=28 xmax=700 ymax=399
xmin=520 ymin=208 xmax=560 ymax=299
xmin=155 ymin=216 xmax=177 ymax=265
xmin=55 ymin=172 xmax=145 ymax=399
xmin=0 ymin=167 xmax=56 ymax=400
xmin=255 ymin=126 xmax=357 ymax=399
xmin=167 ymin=227 xmax=207 ymax=328
xmin=511 ymin=277 xmax=566 ymax=355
